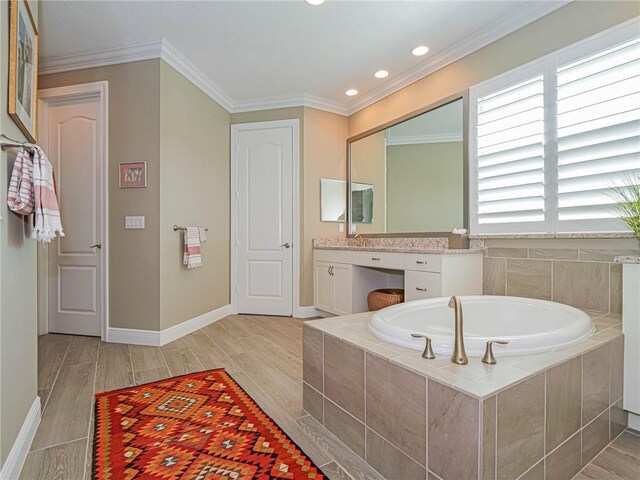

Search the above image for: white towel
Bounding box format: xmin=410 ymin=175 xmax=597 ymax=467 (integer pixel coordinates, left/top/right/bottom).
xmin=183 ymin=227 xmax=202 ymax=269
xmin=7 ymin=149 xmax=34 ymax=215
xmin=31 ymin=146 xmax=64 ymax=243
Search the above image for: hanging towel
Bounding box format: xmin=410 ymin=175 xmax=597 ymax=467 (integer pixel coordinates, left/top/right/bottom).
xmin=7 ymin=149 xmax=34 ymax=215
xmin=183 ymin=227 xmax=202 ymax=269
xmin=31 ymin=146 xmax=64 ymax=243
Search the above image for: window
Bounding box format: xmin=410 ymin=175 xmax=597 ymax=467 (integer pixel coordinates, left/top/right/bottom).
xmin=469 ymin=20 xmax=640 ymax=234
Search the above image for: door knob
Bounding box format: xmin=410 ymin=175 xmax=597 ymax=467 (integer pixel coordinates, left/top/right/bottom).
xmin=279 ymin=242 xmax=291 ymax=248
xmin=90 ymin=244 xmax=102 ymax=249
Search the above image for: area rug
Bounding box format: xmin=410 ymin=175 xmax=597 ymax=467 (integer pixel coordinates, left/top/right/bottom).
xmin=94 ymin=368 xmax=325 ymax=479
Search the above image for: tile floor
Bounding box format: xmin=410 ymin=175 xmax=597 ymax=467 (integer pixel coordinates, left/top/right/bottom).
xmin=19 ymin=314 xmax=640 ymax=480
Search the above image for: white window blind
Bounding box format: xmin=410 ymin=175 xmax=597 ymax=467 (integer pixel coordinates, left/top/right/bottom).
xmin=476 ymin=76 xmax=545 ymax=225
xmin=556 ymin=37 xmax=640 ymax=222
xmin=470 ymin=20 xmax=640 ymax=234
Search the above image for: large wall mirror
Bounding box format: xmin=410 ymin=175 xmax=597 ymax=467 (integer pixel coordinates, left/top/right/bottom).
xmin=348 ymin=95 xmax=468 ymax=236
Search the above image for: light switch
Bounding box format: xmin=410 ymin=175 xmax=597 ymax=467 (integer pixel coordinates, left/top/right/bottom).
xmin=125 ymin=216 xmax=145 ymax=229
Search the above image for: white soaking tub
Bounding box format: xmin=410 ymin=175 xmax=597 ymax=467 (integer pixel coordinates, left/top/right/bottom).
xmin=369 ymin=295 xmax=595 ymax=357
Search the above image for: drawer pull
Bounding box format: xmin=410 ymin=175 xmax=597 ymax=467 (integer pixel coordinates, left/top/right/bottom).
xmin=415 ymin=287 xmax=428 ymax=292
xmin=416 ymin=260 xmax=427 ymax=265
xmin=371 ymin=257 xmax=381 ymax=261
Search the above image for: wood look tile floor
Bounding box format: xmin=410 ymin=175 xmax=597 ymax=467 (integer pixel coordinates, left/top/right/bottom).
xmin=21 ymin=315 xmax=640 ymax=480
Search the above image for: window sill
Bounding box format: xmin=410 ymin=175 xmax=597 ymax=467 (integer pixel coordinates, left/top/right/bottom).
xmin=469 ymin=232 xmax=637 ymax=240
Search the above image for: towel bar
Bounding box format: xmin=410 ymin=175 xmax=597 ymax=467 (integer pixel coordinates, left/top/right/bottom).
xmin=173 ymin=225 xmax=209 ymax=232
xmin=0 ymin=134 xmax=35 ymax=152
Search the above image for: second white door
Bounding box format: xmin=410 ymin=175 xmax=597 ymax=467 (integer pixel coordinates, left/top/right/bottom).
xmin=235 ymin=124 xmax=294 ymax=316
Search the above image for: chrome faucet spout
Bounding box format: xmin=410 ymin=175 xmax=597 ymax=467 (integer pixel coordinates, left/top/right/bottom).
xmin=448 ymin=295 xmax=468 ymax=365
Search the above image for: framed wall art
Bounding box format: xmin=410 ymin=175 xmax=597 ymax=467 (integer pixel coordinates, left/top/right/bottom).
xmin=8 ymin=0 xmax=38 ymax=143
xmin=119 ymin=162 xmax=147 ymax=188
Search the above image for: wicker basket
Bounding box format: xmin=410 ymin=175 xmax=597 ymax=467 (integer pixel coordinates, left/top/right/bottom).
xmin=367 ymin=288 xmax=405 ymax=311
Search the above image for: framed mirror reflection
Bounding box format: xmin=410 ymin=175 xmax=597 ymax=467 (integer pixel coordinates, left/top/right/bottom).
xmin=347 ymin=94 xmax=468 ymax=236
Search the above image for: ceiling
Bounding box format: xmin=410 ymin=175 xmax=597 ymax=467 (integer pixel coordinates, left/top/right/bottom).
xmin=39 ymin=0 xmax=570 ymax=115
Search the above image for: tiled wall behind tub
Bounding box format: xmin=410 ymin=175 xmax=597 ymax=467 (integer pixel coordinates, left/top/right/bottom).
xmin=480 ymin=237 xmax=640 ymax=314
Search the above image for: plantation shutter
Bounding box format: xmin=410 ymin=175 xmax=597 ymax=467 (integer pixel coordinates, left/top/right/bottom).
xmin=474 ymin=75 xmax=546 ymax=226
xmin=556 ymin=37 xmax=640 ymax=222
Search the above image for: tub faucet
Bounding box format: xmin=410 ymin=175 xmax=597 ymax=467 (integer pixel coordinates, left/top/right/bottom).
xmin=448 ymin=296 xmax=468 ymax=365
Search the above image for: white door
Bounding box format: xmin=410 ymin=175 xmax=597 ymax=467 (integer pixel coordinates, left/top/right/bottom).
xmin=236 ymin=125 xmax=294 ymax=315
xmin=42 ymin=95 xmax=103 ymax=336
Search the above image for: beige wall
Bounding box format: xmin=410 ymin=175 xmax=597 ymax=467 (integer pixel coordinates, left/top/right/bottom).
xmin=349 ymin=1 xmax=640 ymax=137
xmin=386 ymin=142 xmax=463 ymax=233
xmin=40 ymin=60 xmax=162 ymax=330
xmin=0 ymin=2 xmax=39 ymax=466
xmin=231 ymin=106 xmax=348 ymax=307
xmin=350 ymin=131 xmax=386 ymax=234
xmin=159 ymin=62 xmax=231 ymax=329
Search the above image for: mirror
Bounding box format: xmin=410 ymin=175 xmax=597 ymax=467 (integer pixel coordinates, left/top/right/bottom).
xmin=348 ymin=96 xmax=466 ymax=235
xmin=320 ymin=179 xmax=346 ymax=222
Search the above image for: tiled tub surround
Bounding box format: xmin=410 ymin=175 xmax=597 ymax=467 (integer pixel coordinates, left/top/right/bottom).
xmin=302 ymin=312 xmax=626 ymax=480
xmin=482 ymin=244 xmax=640 ymax=315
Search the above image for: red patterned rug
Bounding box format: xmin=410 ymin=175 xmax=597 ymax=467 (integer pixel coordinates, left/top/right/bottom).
xmin=94 ymin=369 xmax=325 ymax=479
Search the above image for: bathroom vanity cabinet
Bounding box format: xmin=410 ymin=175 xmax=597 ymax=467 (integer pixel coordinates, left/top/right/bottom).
xmin=314 ymin=248 xmax=483 ymax=316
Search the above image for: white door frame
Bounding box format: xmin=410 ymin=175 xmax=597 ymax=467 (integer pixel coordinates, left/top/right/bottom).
xmin=37 ymin=81 xmax=109 ymax=340
xmin=230 ymin=119 xmax=300 ymax=317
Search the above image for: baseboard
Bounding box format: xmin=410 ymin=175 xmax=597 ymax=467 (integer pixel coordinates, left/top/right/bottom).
xmin=294 ymin=306 xmax=322 ymax=318
xmin=106 ymin=304 xmax=233 ymax=346
xmin=0 ymin=396 xmax=41 ymax=480
xmin=628 ymin=412 xmax=640 ymax=431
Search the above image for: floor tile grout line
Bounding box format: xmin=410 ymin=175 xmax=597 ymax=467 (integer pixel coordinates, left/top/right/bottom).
xmin=28 ymin=436 xmax=89 ymax=454
xmin=40 ymin=340 xmax=72 ymax=418
xmin=81 ymin=345 xmax=100 ymax=480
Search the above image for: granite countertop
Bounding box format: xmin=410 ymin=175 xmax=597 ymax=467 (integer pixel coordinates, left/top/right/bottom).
xmin=614 ymin=255 xmax=640 ymax=264
xmin=469 ymin=232 xmax=637 ymax=240
xmin=314 ymin=245 xmax=485 ymax=255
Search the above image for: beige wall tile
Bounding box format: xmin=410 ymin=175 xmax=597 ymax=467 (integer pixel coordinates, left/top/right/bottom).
xmin=529 ymin=248 xmax=578 ymax=260
xmin=553 ymin=261 xmax=609 ymax=312
xmin=583 ymin=344 xmax=610 ymax=425
xmin=487 ymin=247 xmax=528 ymax=258
xmin=366 ymin=353 xmax=426 ymax=465
xmin=483 ymin=257 xmax=506 ymax=296
xmin=582 ymin=410 xmax=609 ymax=467
xmin=482 ymin=396 xmax=497 ymax=480
xmin=610 ymin=335 xmax=624 ymax=404
xmin=578 ymin=249 xmax=640 ymax=262
xmin=323 ymin=335 xmax=365 ymax=421
xmin=302 ymin=382 xmax=323 ymax=424
xmin=545 ymin=432 xmax=582 ymax=480
xmin=546 ymin=356 xmax=582 ymax=453
xmin=303 ymin=326 xmax=323 ymax=392
xmin=609 ymin=263 xmax=622 ymax=315
xmin=610 ymin=399 xmax=627 ymax=441
xmin=428 ymin=380 xmax=480 ymax=480
xmin=518 ymin=461 xmax=544 ymax=480
xmin=323 ymin=398 xmax=365 ymax=458
xmin=497 ymin=373 xmax=544 ymax=480
xmin=366 ymin=428 xmax=427 ymax=480
xmin=506 ymin=259 xmax=551 ymax=300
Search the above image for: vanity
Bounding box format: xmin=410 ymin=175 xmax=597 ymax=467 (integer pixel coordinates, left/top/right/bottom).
xmin=313 ymin=241 xmax=483 ymax=316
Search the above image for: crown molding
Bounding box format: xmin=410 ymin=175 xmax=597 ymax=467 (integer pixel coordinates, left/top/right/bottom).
xmin=39 ymin=0 xmax=571 ymax=117
xmin=344 ymin=0 xmax=572 ymax=115
xmin=386 ymin=132 xmax=463 ymax=146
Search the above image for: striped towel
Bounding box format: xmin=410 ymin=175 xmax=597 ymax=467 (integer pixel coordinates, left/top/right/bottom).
xmin=7 ymin=149 xmax=34 ymax=215
xmin=31 ymin=146 xmax=64 ymax=243
xmin=183 ymin=227 xmax=202 ymax=269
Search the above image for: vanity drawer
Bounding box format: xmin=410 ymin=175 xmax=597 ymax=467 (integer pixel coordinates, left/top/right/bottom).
xmin=404 ymin=253 xmax=442 ymax=273
xmin=353 ymin=251 xmax=405 ymax=270
xmin=405 ymin=270 xmax=441 ymax=301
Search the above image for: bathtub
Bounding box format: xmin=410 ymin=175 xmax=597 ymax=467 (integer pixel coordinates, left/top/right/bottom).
xmin=369 ymin=295 xmax=595 ymax=357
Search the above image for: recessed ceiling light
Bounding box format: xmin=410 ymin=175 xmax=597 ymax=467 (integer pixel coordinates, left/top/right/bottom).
xmin=305 ymin=0 xmax=325 ymax=5
xmin=412 ymin=46 xmax=430 ymax=56
xmin=345 ymin=89 xmax=359 ymax=96
xmin=374 ymin=70 xmax=389 ymax=79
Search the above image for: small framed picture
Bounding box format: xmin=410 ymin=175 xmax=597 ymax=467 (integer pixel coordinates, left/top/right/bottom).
xmin=8 ymin=0 xmax=39 ymax=143
xmin=119 ymin=162 xmax=147 ymax=188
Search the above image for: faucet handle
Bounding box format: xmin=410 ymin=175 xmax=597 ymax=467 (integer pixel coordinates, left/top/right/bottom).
xmin=411 ymin=333 xmax=436 ymax=359
xmin=482 ymin=340 xmax=509 ymax=365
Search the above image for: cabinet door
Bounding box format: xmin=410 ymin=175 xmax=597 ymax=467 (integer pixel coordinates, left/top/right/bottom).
xmin=405 ymin=270 xmax=441 ymax=301
xmin=332 ymin=264 xmax=353 ymax=315
xmin=315 ymin=262 xmax=334 ymax=313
